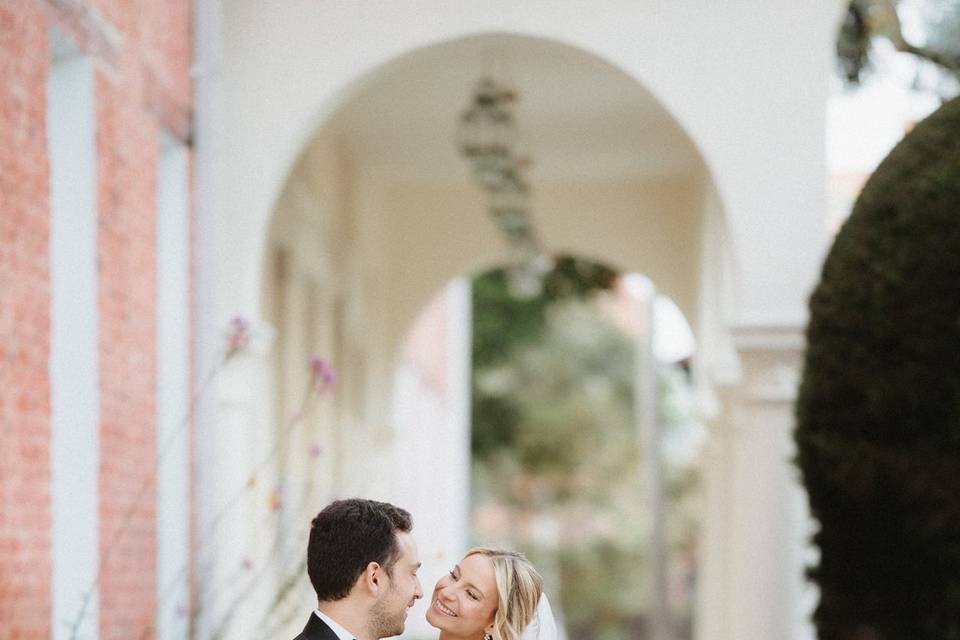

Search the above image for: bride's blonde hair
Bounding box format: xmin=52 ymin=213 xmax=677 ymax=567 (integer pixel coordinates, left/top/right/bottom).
xmin=465 ymin=547 xmax=543 ymax=640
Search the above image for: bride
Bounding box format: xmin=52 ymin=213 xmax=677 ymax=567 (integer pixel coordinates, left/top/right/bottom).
xmin=425 ymin=548 xmax=557 ymax=640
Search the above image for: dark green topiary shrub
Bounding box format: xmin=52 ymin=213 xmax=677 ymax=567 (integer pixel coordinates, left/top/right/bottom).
xmin=795 ymin=96 xmax=960 ymax=639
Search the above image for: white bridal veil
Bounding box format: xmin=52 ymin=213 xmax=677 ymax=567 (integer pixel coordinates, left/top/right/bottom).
xmin=519 ymin=594 xmax=558 ymax=640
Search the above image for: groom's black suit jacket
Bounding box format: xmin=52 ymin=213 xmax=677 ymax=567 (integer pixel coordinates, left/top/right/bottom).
xmin=292 ymin=613 xmax=343 ymax=640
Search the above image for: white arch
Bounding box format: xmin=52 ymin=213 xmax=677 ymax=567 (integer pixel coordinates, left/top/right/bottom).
xmin=222 ymin=1 xmax=840 ymax=329
xmin=260 ymin=31 xmax=728 ymax=366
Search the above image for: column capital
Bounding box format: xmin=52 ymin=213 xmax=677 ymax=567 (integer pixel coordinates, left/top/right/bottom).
xmin=730 ymin=324 xmax=805 ymax=404
xmin=731 ymin=324 xmax=805 ymax=353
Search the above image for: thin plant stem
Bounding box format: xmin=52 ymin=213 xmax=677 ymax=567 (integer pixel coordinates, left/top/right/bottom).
xmin=66 ymin=352 xmax=230 ymax=640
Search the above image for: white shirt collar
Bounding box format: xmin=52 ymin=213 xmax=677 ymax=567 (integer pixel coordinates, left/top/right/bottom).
xmin=314 ymin=609 xmax=357 ymax=640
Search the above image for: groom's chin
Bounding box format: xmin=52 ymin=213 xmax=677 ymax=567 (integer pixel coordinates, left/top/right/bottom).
xmin=393 ymin=613 xmax=408 ymax=636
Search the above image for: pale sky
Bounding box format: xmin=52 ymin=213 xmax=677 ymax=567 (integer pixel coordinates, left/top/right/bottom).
xmin=827 ymin=25 xmax=943 ymax=175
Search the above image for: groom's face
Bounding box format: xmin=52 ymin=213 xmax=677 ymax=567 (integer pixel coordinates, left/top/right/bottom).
xmin=371 ymin=531 xmax=422 ymax=638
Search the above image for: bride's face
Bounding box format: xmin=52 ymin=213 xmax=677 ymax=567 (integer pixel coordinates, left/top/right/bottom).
xmin=425 ymin=553 xmax=498 ymax=638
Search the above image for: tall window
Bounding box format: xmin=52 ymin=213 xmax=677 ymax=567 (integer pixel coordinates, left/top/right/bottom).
xmin=48 ymin=30 xmax=99 ymax=640
xmin=155 ymin=132 xmax=191 ymax=640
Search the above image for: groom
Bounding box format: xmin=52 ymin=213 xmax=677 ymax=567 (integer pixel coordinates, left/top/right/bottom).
xmin=293 ymin=499 xmax=423 ymax=640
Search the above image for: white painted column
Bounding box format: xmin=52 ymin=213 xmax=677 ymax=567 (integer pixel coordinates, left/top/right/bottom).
xmin=695 ymin=392 xmax=735 ymax=640
xmin=47 ymin=32 xmax=99 ymax=640
xmin=389 ymin=278 xmax=472 ymax=639
xmin=155 ymin=133 xmax=191 ymax=640
xmin=693 ymin=181 xmax=740 ymax=640
xmin=446 ymin=278 xmax=472 ymax=557
xmin=627 ymin=276 xmax=672 ymax=640
xmin=190 ymin=1 xmax=236 ymax=636
xmin=723 ymin=327 xmax=816 ymax=640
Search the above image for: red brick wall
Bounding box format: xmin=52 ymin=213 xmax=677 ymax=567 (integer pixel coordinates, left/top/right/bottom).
xmin=0 ymin=1 xmax=192 ymax=638
xmin=96 ymin=70 xmax=161 ymax=640
xmin=0 ymin=4 xmax=53 ymax=638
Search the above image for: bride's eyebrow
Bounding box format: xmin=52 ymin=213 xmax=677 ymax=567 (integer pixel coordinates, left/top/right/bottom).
xmin=451 ymin=565 xmax=486 ymax=596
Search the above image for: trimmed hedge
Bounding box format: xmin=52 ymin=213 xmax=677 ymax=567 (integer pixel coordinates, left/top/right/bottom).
xmin=795 ymin=96 xmax=960 ymax=639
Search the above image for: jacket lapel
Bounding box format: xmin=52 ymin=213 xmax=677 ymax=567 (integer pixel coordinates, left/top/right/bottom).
xmin=296 ymin=613 xmax=343 ymax=640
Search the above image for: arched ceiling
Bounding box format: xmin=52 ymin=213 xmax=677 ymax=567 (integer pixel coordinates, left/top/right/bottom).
xmin=327 ymin=33 xmax=705 ymax=183
xmin=271 ymin=33 xmax=716 ymax=355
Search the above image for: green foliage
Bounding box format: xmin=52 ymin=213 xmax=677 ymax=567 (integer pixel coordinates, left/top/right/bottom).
xmin=471 ymin=254 xmax=618 ymax=369
xmin=471 ymin=255 xmax=618 ymax=458
xmin=471 ymin=257 xmax=701 ymax=639
xmin=557 ymin=542 xmax=648 ymax=640
xmin=837 ymin=0 xmax=960 ymax=96
xmin=837 ymin=2 xmax=872 ymax=84
xmin=795 ymin=96 xmax=960 ymax=638
xmin=471 ymin=256 xmax=645 ymax=637
xmin=475 ymin=300 xmax=638 ymax=490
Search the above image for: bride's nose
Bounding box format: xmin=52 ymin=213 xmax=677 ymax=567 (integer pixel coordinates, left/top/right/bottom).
xmin=438 ymin=582 xmax=456 ymax=601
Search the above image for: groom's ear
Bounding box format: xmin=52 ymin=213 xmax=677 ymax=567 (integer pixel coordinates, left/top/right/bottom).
xmin=359 ymin=561 xmax=383 ymax=595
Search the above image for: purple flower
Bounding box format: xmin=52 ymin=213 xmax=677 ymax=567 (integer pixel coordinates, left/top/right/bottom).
xmin=226 ymin=316 xmax=251 ymax=355
xmin=308 ymin=355 xmax=336 ymax=394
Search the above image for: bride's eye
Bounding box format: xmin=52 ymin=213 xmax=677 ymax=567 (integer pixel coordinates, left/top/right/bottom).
xmin=467 ymin=590 xmax=480 ymax=601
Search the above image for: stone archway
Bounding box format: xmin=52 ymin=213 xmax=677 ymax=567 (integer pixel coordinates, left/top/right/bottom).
xmin=261 ymin=32 xmax=722 ymax=491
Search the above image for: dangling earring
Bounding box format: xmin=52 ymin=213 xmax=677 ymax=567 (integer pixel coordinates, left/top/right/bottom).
xmin=484 ymin=635 xmax=493 ymax=640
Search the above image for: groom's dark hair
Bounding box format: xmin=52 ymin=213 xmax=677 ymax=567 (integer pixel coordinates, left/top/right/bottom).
xmin=307 ymin=498 xmax=413 ymax=601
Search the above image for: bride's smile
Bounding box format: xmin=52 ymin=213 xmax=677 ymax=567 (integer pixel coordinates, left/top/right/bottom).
xmin=432 ymin=599 xmax=458 ymax=617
